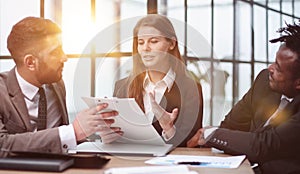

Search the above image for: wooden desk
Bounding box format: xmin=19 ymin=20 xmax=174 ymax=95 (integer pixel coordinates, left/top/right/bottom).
xmin=0 ymin=148 xmax=254 ymax=174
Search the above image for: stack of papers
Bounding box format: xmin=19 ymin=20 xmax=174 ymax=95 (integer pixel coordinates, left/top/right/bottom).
xmin=104 ymin=165 xmax=198 ymax=174
xmin=145 ymin=155 xmax=246 ymax=168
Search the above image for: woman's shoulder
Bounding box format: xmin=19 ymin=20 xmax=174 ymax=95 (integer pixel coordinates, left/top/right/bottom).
xmin=114 ymin=76 xmax=133 ymax=92
xmin=115 ymin=76 xmax=128 ymax=84
xmin=176 ymin=71 xmax=201 ymax=85
xmin=115 ymin=76 xmax=133 ymax=86
xmin=173 ymin=72 xmax=202 ymax=95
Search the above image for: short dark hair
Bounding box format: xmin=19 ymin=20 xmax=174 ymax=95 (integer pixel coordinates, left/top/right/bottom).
xmin=7 ymin=17 xmax=61 ymax=64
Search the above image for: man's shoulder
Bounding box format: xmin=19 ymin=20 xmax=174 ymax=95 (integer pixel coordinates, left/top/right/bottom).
xmin=252 ymin=69 xmax=270 ymax=89
xmin=0 ymin=71 xmax=10 ymax=80
xmin=251 ymin=69 xmax=278 ymax=100
xmin=0 ymin=71 xmax=11 ymax=88
xmin=256 ymin=69 xmax=269 ymax=78
xmin=0 ymin=71 xmax=12 ymax=104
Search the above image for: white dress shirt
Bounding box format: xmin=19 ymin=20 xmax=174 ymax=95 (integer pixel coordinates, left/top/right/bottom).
xmin=143 ymin=68 xmax=176 ymax=140
xmin=15 ymin=68 xmax=76 ymax=152
xmin=263 ymin=95 xmax=293 ymax=126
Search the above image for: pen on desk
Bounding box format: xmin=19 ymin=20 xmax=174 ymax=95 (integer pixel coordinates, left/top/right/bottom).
xmin=176 ymin=161 xmax=211 ymax=165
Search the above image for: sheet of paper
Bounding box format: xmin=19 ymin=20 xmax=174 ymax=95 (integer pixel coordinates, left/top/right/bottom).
xmin=104 ymin=165 xmax=198 ymax=174
xmin=145 ymin=154 xmax=246 ymax=169
xmin=211 ymin=147 xmax=224 ymax=153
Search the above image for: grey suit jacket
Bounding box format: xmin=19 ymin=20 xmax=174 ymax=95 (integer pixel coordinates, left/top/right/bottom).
xmin=113 ymin=72 xmax=203 ymax=147
xmin=0 ymin=68 xmax=69 ymax=157
xmin=206 ymin=69 xmax=300 ymax=174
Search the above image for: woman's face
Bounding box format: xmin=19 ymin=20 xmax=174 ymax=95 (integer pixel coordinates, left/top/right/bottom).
xmin=137 ymin=26 xmax=174 ymax=70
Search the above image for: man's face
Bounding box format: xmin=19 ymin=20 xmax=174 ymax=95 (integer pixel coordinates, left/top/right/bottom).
xmin=268 ymin=45 xmax=300 ymax=97
xmin=34 ymin=34 xmax=67 ymax=84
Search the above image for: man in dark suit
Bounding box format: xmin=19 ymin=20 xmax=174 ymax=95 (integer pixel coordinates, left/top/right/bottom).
xmin=0 ymin=17 xmax=118 ymax=157
xmin=187 ymin=22 xmax=300 ymax=174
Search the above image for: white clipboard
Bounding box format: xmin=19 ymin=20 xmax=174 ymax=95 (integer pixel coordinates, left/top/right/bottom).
xmin=81 ymin=96 xmax=166 ymax=146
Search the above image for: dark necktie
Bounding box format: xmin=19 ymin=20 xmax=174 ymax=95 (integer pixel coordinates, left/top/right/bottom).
xmin=37 ymin=87 xmax=47 ymax=130
xmin=264 ymin=98 xmax=289 ymax=127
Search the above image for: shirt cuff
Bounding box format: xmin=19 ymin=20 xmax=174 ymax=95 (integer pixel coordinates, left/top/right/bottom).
xmin=58 ymin=124 xmax=77 ymax=153
xmin=204 ymin=126 xmax=218 ymax=139
xmin=162 ymin=126 xmax=176 ymax=141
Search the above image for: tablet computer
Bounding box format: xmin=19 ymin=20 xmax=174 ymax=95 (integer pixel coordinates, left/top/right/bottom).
xmin=81 ymin=97 xmax=166 ymax=146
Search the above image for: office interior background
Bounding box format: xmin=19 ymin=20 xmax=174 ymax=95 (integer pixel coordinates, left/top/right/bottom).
xmin=0 ymin=0 xmax=299 ymax=126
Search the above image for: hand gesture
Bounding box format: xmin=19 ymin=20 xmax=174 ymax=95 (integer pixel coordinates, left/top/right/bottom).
xmin=149 ymin=92 xmax=178 ymax=131
xmin=187 ymin=126 xmax=217 ymax=147
xmin=187 ymin=128 xmax=205 ymax=147
xmin=73 ymin=103 xmax=121 ymax=141
xmin=97 ymin=124 xmax=123 ymax=144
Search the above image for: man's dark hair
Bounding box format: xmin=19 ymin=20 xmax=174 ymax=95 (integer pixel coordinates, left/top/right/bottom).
xmin=270 ymin=20 xmax=300 ymax=78
xmin=7 ymin=17 xmax=61 ymax=64
xmin=270 ymin=20 xmax=300 ymax=59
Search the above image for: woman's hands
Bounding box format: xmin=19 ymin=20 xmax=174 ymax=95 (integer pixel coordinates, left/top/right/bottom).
xmin=149 ymin=92 xmax=178 ymax=132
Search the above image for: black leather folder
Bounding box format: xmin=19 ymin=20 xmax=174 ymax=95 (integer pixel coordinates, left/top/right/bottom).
xmin=0 ymin=151 xmax=110 ymax=172
xmin=0 ymin=153 xmax=73 ymax=172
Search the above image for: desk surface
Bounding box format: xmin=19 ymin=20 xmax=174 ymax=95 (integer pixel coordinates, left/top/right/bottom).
xmin=0 ymin=148 xmax=254 ymax=174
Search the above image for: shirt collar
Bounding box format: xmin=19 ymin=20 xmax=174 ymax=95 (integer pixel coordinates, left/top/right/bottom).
xmin=15 ymin=68 xmax=39 ymax=101
xmin=281 ymin=95 xmax=293 ymax=103
xmin=143 ymin=68 xmax=176 ymax=92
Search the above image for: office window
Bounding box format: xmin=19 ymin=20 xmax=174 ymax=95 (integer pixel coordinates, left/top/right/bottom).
xmin=165 ymin=0 xmax=185 ymax=21
xmin=211 ymin=62 xmax=232 ymax=126
xmin=268 ymin=11 xmax=281 ymax=63
xmin=0 ymin=0 xmax=40 ymax=56
xmin=64 ymin=58 xmax=91 ymax=121
xmin=187 ymin=1 xmax=212 ymax=49
xmin=236 ymin=1 xmax=252 ymax=62
xmin=214 ymin=0 xmax=233 ymax=61
xmin=254 ymin=5 xmax=267 ymax=62
xmin=254 ymin=63 xmax=268 ymax=77
xmin=269 ymin=0 xmax=282 ymax=10
xmin=238 ymin=63 xmax=251 ymax=98
xmin=296 ymin=1 xmax=300 ymax=17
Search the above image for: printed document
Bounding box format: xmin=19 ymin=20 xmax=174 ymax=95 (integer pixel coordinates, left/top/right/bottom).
xmin=145 ymin=154 xmax=246 ymax=168
xmin=104 ymin=165 xmax=198 ymax=174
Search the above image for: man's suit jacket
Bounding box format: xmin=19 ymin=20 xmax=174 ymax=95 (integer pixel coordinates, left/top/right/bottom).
xmin=113 ymin=72 xmax=203 ymax=147
xmin=0 ymin=68 xmax=69 ymax=157
xmin=206 ymin=69 xmax=300 ymax=174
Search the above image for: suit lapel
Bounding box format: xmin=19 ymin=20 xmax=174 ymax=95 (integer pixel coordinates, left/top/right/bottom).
xmin=51 ymin=82 xmax=69 ymax=124
xmin=7 ymin=68 xmax=33 ymax=131
xmin=254 ymin=90 xmax=281 ymax=129
xmin=271 ymin=95 xmax=300 ymax=126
